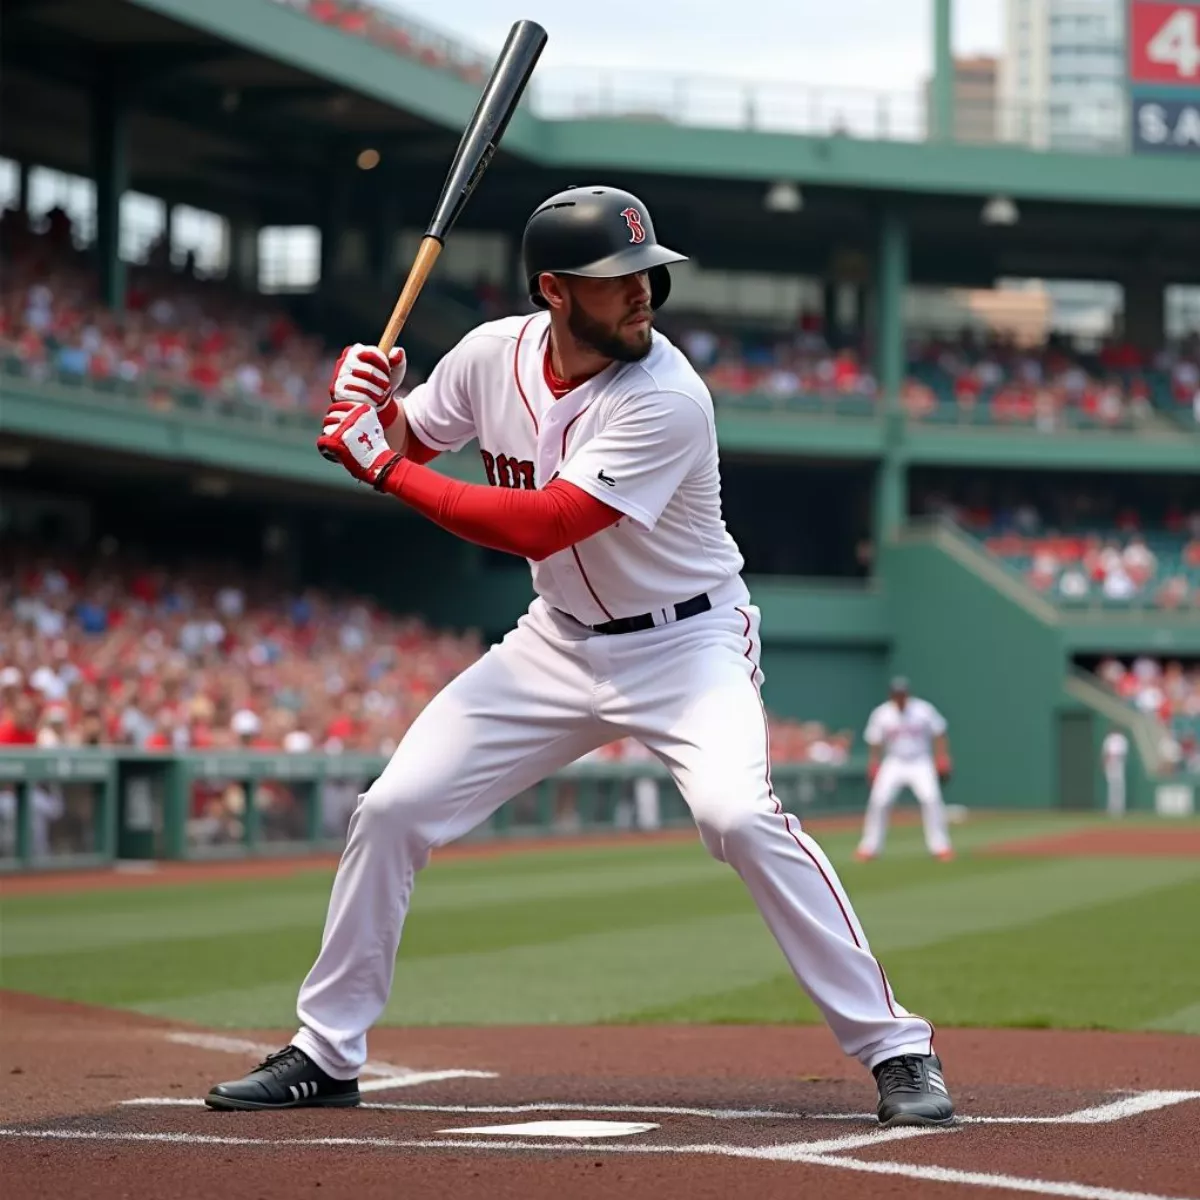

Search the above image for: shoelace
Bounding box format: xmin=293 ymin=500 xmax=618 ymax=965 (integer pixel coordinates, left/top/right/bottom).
xmin=876 ymin=1056 xmax=926 ymax=1094
xmin=254 ymin=1047 xmax=305 ymax=1079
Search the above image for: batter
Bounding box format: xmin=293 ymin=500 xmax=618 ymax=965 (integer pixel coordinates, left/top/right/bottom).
xmin=206 ymin=185 xmax=955 ymax=1127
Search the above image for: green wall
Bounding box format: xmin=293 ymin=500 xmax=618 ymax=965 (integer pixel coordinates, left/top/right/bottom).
xmin=759 ymin=646 xmax=886 ymax=730
xmin=883 ymin=527 xmax=1064 ymax=809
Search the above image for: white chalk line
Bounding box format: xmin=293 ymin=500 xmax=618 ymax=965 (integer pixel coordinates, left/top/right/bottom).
xmin=161 ymin=1031 xmax=497 ymax=1091
xmin=119 ymin=1089 xmax=1200 ymax=1124
xmin=775 ymin=1153 xmax=1200 ymax=1200
xmin=0 ymin=1127 xmax=1192 ymax=1200
xmin=0 ymin=1125 xmax=929 ymax=1156
xmin=163 ymin=1032 xmax=427 ymax=1081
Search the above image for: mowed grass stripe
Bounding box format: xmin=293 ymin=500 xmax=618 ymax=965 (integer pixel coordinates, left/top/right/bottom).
xmin=0 ymin=856 xmax=733 ymax=958
xmin=0 ymin=843 xmax=1039 ymax=1004
xmin=1143 ymin=1000 xmax=1200 ymax=1035
xmin=611 ymin=857 xmax=1200 ymax=1026
xmin=0 ymin=819 xmax=1051 ymax=960
xmin=116 ymin=858 xmax=1197 ymax=1028
xmin=876 ymin=876 xmax=1200 ymax=1031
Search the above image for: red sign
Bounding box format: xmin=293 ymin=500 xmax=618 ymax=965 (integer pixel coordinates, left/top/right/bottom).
xmin=1129 ymin=1 xmax=1200 ymax=84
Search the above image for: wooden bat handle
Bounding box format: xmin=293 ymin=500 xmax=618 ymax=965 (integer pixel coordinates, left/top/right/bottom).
xmin=378 ymin=236 xmax=444 ymax=353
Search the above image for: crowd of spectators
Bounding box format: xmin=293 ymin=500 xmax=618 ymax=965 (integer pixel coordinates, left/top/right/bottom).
xmin=669 ymin=312 xmax=1200 ymax=429
xmin=1093 ymin=657 xmax=1200 ymax=774
xmin=0 ymin=544 xmax=485 ymax=758
xmin=915 ymin=485 xmax=1200 ymax=608
xmin=0 ymin=210 xmax=338 ymax=418
xmin=4 ymin=204 xmax=1197 ymax=437
xmin=0 ymin=542 xmax=848 ymax=768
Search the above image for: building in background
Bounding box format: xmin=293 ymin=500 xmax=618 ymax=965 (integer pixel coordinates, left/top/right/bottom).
xmin=999 ymin=0 xmax=1125 ymax=151
xmin=924 ymin=56 xmax=999 ymax=143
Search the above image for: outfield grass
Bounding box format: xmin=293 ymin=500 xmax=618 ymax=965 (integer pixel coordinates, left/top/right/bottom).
xmin=1 ymin=813 xmax=1198 ymax=1034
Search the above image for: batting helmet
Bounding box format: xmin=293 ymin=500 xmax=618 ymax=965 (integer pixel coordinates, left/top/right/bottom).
xmin=522 ymin=185 xmax=687 ymax=310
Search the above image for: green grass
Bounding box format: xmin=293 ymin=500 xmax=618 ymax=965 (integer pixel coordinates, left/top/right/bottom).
xmin=1 ymin=813 xmax=1198 ymax=1033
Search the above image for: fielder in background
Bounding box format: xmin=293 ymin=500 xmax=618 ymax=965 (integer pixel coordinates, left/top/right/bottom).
xmin=1102 ymin=727 xmax=1129 ymax=817
xmin=856 ymin=677 xmax=954 ymax=863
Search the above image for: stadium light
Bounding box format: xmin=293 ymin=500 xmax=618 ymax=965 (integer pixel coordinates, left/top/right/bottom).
xmin=764 ymin=181 xmax=803 ymax=213
xmin=981 ymin=195 xmax=1019 ymax=226
xmin=357 ymin=148 xmax=381 ymax=170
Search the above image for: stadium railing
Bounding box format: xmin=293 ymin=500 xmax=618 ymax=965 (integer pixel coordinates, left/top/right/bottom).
xmin=0 ymin=751 xmax=873 ymax=874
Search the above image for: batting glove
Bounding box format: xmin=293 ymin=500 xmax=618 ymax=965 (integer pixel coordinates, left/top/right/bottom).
xmin=329 ymin=343 xmax=406 ymax=430
xmin=936 ymin=754 xmax=953 ymax=781
xmin=317 ymin=400 xmax=401 ymax=489
xmin=867 ymin=762 xmax=880 ymax=786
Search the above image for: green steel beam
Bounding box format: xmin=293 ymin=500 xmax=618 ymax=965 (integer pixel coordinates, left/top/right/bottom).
xmin=901 ymin=426 xmax=1200 ymax=472
xmin=931 ymin=0 xmax=954 ymax=143
xmin=125 ymin=0 xmax=1200 ymax=211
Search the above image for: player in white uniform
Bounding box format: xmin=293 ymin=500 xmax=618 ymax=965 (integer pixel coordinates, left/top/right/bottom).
xmin=207 ymin=186 xmax=955 ymax=1127
xmin=856 ymin=677 xmax=954 ymax=862
xmin=1102 ymin=728 xmax=1129 ymax=817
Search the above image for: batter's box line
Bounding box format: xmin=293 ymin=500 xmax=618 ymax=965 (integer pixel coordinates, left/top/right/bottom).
xmin=120 ymin=1088 xmax=1200 ymax=1124
xmin=152 ymin=1030 xmax=497 ymax=1094
xmin=0 ymin=1128 xmax=1193 ymax=1200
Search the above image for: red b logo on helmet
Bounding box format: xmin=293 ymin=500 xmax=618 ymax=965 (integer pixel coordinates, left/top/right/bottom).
xmin=620 ymin=207 xmax=646 ymax=244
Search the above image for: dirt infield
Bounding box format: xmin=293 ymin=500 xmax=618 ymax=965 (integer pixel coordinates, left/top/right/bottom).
xmin=2 ymin=992 xmax=1198 ymax=1200
xmin=987 ymin=826 xmax=1200 ymax=859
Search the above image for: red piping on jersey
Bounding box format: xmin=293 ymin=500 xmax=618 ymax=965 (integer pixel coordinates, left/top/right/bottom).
xmin=513 ymin=316 xmax=540 ymax=434
xmin=571 ymin=545 xmax=615 ymax=620
xmin=403 ymin=407 xmax=453 ymax=453
xmin=735 ymin=606 xmax=935 ymax=1058
xmin=561 ymin=402 xmax=597 ymax=457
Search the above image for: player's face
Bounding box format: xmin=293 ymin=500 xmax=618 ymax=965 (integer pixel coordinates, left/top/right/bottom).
xmin=556 ymin=272 xmax=654 ymax=363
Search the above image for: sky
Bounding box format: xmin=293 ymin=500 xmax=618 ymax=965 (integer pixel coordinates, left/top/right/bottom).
xmin=374 ymin=0 xmax=1004 ymax=97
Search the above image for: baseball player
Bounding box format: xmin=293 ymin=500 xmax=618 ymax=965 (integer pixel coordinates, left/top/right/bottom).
xmin=206 ymin=186 xmax=954 ymax=1127
xmin=856 ymin=677 xmax=954 ymax=862
xmin=1102 ymin=727 xmax=1129 ymax=817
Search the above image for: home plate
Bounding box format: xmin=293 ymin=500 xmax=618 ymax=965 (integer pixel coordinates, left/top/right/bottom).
xmin=438 ymin=1120 xmax=659 ymax=1139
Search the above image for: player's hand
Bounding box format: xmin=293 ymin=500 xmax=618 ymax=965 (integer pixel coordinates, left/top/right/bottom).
xmin=936 ymin=753 xmax=953 ymax=782
xmin=329 ymin=344 xmax=406 ymax=430
xmin=866 ymin=761 xmax=879 ymax=786
xmin=317 ymin=400 xmax=401 ymax=489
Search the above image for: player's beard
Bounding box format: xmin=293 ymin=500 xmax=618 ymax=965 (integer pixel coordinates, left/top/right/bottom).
xmin=567 ymin=298 xmax=653 ymax=363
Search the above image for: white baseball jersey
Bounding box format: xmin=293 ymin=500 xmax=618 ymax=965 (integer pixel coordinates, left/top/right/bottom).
xmin=1102 ymin=731 xmax=1129 ymax=768
xmin=401 ymin=312 xmax=744 ymax=624
xmin=864 ymin=698 xmax=947 ymax=762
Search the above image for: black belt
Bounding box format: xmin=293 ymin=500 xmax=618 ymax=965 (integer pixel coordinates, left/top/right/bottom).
xmin=584 ymin=592 xmax=711 ymax=635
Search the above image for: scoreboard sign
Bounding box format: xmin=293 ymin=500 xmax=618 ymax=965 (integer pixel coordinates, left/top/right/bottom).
xmin=1130 ymin=1 xmax=1200 ymax=83
xmin=1128 ymin=1 xmax=1200 ymax=153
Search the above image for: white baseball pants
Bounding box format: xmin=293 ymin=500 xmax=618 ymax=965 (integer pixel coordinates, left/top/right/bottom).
xmin=292 ymin=587 xmax=934 ymax=1078
xmin=858 ymin=757 xmax=951 ymax=857
xmin=1105 ymin=765 xmax=1126 ymax=817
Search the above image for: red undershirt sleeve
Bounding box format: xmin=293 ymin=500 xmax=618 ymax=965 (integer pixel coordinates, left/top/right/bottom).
xmin=376 ymin=457 xmax=622 ymax=560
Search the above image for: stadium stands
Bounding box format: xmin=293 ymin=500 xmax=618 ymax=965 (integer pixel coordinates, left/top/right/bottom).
xmin=0 ymin=219 xmax=338 ymax=420
xmin=0 ymin=542 xmax=840 ymax=765
xmin=1091 ymin=656 xmax=1200 ymax=774
xmin=666 ymin=308 xmax=1199 ymax=429
xmin=913 ymin=483 xmax=1200 ymax=609
xmin=5 ymin=221 xmax=1195 ymax=438
xmin=271 ymin=0 xmax=490 ymax=86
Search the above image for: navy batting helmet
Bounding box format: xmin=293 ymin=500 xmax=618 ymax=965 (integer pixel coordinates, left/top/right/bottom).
xmin=522 ymin=185 xmax=687 ymax=310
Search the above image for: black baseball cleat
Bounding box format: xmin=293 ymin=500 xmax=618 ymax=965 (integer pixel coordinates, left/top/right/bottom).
xmin=205 ymin=1046 xmax=360 ymax=1111
xmin=872 ymin=1053 xmax=955 ymax=1127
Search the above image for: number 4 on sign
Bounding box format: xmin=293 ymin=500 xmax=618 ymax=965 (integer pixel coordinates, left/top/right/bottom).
xmin=1148 ymin=8 xmax=1200 ymax=78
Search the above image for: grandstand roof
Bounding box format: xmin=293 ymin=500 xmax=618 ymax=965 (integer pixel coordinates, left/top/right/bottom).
xmin=3 ymin=0 xmax=1199 ymax=285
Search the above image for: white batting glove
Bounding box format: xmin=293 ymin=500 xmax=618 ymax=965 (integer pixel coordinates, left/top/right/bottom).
xmin=317 ymin=400 xmax=401 ymax=489
xmin=329 ymin=343 xmax=406 ymax=430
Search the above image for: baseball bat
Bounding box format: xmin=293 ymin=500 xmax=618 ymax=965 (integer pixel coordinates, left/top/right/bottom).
xmin=377 ymin=19 xmax=548 ymax=353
